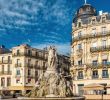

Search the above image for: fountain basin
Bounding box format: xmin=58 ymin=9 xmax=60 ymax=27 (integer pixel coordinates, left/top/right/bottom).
xmin=18 ymin=97 xmax=85 ymax=100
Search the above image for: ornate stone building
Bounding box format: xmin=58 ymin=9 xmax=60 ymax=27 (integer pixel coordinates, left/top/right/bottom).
xmin=70 ymin=3 xmax=110 ymax=95
xmin=0 ymin=44 xmax=70 ymax=95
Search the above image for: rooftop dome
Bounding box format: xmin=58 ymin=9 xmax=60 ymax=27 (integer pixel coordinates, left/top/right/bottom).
xmin=73 ymin=4 xmax=97 ymax=22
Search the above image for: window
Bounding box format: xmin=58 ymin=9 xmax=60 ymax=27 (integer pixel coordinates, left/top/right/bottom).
xmin=28 ymin=59 xmax=31 ymax=66
xmin=16 ymin=79 xmax=20 ymax=83
xmin=8 ymin=56 xmax=11 ymax=62
xmin=17 ymin=59 xmax=20 ymax=65
xmin=28 ymin=70 xmax=31 ymax=76
xmin=36 ymin=52 xmax=38 ymax=56
xmin=102 ymin=17 xmax=106 ymax=23
xmin=92 ymin=28 xmax=96 ymax=35
xmin=28 ymin=78 xmax=31 ymax=83
xmin=17 ymin=50 xmax=20 ymax=55
xmin=28 ymin=50 xmax=31 ymax=56
xmin=102 ymin=70 xmax=108 ymax=78
xmin=43 ymin=62 xmax=46 ymax=67
xmin=2 ymin=65 xmax=4 ymax=74
xmin=35 ymin=71 xmax=38 ymax=82
xmin=16 ymin=70 xmax=20 ymax=75
xmin=7 ymin=65 xmax=10 ymax=73
xmin=35 ymin=61 xmax=38 ymax=66
xmin=102 ymin=59 xmax=107 ymax=65
xmin=78 ymin=71 xmax=83 ymax=79
xmin=92 ymin=70 xmax=98 ymax=78
xmin=2 ymin=57 xmax=4 ymax=63
xmin=92 ymin=60 xmax=98 ymax=66
xmin=78 ymin=44 xmax=82 ymax=49
xmin=78 ymin=59 xmax=82 ymax=65
xmin=102 ymin=27 xmax=106 ymax=34
xmin=78 ymin=22 xmax=81 ymax=27
xmin=102 ymin=40 xmax=106 ymax=47
xmin=78 ymin=84 xmax=84 ymax=95
xmin=1 ymin=78 xmax=5 ymax=87
xmin=7 ymin=78 xmax=11 ymax=86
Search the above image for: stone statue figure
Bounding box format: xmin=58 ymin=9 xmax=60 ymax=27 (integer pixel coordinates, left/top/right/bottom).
xmin=48 ymin=46 xmax=57 ymax=69
xmin=25 ymin=46 xmax=73 ymax=98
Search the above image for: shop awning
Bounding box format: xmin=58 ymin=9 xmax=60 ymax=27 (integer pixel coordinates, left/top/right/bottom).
xmin=82 ymin=83 xmax=104 ymax=91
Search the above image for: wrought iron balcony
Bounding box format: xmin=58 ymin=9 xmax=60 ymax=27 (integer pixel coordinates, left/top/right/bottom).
xmin=0 ymin=60 xmax=12 ymax=64
xmin=15 ymin=75 xmax=21 ymax=78
xmin=77 ymin=76 xmax=83 ymax=79
xmin=15 ymin=63 xmax=22 ymax=67
xmin=25 ymin=64 xmax=34 ymax=68
xmin=72 ymin=31 xmax=110 ymax=43
xmin=87 ymin=62 xmax=110 ymax=69
xmin=73 ymin=34 xmax=90 ymax=42
xmin=92 ymin=75 xmax=99 ymax=79
xmin=74 ymin=64 xmax=85 ymax=67
xmin=90 ymin=45 xmax=110 ymax=53
xmin=0 ymin=71 xmax=12 ymax=75
xmin=102 ymin=74 xmax=109 ymax=78
xmin=12 ymin=53 xmax=47 ymax=61
xmin=27 ymin=75 xmax=35 ymax=78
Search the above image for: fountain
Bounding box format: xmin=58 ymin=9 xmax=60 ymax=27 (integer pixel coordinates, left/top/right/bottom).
xmin=19 ymin=46 xmax=85 ymax=100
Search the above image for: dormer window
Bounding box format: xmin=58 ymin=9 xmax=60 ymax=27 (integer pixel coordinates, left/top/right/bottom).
xmin=102 ymin=17 xmax=106 ymax=23
xmin=78 ymin=22 xmax=81 ymax=27
xmin=87 ymin=7 xmax=91 ymax=11
xmin=17 ymin=50 xmax=20 ymax=55
xmin=79 ymin=8 xmax=83 ymax=13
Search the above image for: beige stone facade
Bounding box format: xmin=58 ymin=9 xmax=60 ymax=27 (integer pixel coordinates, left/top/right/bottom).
xmin=0 ymin=44 xmax=70 ymax=95
xmin=71 ymin=4 xmax=110 ymax=96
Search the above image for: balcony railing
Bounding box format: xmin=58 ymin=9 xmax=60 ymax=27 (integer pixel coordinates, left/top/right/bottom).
xmin=25 ymin=64 xmax=34 ymax=68
xmin=27 ymin=75 xmax=35 ymax=78
xmin=15 ymin=75 xmax=21 ymax=78
xmin=90 ymin=45 xmax=110 ymax=53
xmin=72 ymin=31 xmax=110 ymax=43
xmin=92 ymin=75 xmax=99 ymax=79
xmin=0 ymin=71 xmax=12 ymax=75
xmin=12 ymin=53 xmax=47 ymax=60
xmin=15 ymin=63 xmax=22 ymax=67
xmin=87 ymin=62 xmax=110 ymax=69
xmin=102 ymin=74 xmax=109 ymax=78
xmin=77 ymin=76 xmax=83 ymax=79
xmin=0 ymin=60 xmax=12 ymax=64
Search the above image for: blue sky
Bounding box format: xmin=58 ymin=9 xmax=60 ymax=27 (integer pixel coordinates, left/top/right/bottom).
xmin=0 ymin=0 xmax=110 ymax=54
